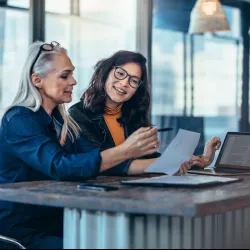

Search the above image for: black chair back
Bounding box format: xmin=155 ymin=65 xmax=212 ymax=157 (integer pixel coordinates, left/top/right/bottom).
xmin=153 ymin=115 xmax=205 ymax=156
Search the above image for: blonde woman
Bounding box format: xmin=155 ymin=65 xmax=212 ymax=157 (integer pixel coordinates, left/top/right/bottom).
xmin=0 ymin=41 xmax=161 ymax=248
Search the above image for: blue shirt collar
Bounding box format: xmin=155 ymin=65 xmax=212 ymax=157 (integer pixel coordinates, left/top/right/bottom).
xmin=38 ymin=106 xmax=64 ymax=126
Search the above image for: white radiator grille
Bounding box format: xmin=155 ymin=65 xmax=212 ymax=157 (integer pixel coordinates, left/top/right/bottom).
xmin=64 ymin=207 xmax=250 ymax=249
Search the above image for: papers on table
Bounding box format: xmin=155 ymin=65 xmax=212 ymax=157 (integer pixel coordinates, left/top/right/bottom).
xmin=145 ymin=129 xmax=200 ymax=176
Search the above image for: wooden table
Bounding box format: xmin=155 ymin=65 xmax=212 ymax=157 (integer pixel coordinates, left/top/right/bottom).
xmin=0 ymin=174 xmax=250 ymax=249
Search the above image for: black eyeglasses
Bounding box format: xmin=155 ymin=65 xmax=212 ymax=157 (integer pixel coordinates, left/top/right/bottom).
xmin=30 ymin=41 xmax=61 ymax=75
xmin=113 ymin=66 xmax=142 ymax=89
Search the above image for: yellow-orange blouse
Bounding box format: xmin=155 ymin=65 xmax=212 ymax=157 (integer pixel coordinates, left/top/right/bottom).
xmin=103 ymin=104 xmax=125 ymax=146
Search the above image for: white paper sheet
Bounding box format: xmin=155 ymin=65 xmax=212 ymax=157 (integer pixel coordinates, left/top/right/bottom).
xmin=145 ymin=129 xmax=200 ymax=176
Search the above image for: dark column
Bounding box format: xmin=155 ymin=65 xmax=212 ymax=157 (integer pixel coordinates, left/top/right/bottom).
xmin=239 ymin=2 xmax=250 ymax=132
xmin=183 ymin=33 xmax=187 ymax=116
xmin=0 ymin=7 xmax=6 ymax=109
xmin=0 ymin=0 xmax=7 ymax=7
xmin=29 ymin=0 xmax=45 ymax=43
xmin=190 ymin=34 xmax=194 ymax=116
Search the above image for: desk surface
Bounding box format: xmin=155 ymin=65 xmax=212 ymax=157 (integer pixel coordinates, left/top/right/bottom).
xmin=0 ymin=174 xmax=250 ymax=217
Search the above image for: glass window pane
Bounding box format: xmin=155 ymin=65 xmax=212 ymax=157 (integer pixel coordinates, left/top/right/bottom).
xmin=152 ymin=30 xmax=184 ymax=116
xmin=193 ymin=36 xmax=242 ymax=141
xmin=46 ymin=0 xmax=70 ymax=14
xmin=8 ymin=0 xmax=29 ymax=8
xmin=0 ymin=7 xmax=29 ymax=115
xmin=46 ymin=0 xmax=137 ymax=105
xmin=80 ymin=0 xmax=136 ymax=27
xmin=151 ymin=0 xmax=242 ymax=165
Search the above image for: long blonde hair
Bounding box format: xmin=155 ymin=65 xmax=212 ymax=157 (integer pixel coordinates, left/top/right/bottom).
xmin=1 ymin=41 xmax=80 ymax=145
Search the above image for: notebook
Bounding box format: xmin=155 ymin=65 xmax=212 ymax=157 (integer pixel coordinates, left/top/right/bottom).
xmin=188 ymin=132 xmax=250 ymax=176
xmin=121 ymin=174 xmax=242 ymax=187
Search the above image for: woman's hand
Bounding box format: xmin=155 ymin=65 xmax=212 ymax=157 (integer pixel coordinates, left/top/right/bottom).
xmin=202 ymin=136 xmax=221 ymax=167
xmin=120 ymin=127 xmax=160 ymax=159
xmin=174 ymin=156 xmax=203 ymax=175
xmin=174 ymin=136 xmax=221 ymax=175
xmin=176 ymin=137 xmax=221 ymax=174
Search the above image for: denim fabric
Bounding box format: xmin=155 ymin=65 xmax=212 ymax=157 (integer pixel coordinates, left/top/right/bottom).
xmin=0 ymin=106 xmax=102 ymax=247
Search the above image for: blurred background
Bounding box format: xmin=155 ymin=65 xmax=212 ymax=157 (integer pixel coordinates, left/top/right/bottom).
xmin=0 ymin=0 xmax=250 ymax=165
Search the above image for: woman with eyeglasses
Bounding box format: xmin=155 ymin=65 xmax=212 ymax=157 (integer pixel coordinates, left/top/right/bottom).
xmin=0 ymin=42 xmax=164 ymax=249
xmin=69 ymin=50 xmax=221 ymax=176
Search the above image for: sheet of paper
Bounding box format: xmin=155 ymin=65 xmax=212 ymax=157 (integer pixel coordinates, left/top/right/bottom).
xmin=145 ymin=129 xmax=200 ymax=176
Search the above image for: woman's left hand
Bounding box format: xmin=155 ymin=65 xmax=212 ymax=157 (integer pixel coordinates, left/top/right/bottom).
xmin=173 ymin=136 xmax=221 ymax=175
xmin=202 ymin=136 xmax=221 ymax=167
xmin=175 ymin=156 xmax=203 ymax=175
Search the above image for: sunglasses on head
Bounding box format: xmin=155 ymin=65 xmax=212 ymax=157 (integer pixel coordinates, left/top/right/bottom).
xmin=30 ymin=41 xmax=61 ymax=75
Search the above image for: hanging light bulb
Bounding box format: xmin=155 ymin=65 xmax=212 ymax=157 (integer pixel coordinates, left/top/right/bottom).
xmin=202 ymin=2 xmax=217 ymax=15
xmin=189 ymin=0 xmax=230 ymax=34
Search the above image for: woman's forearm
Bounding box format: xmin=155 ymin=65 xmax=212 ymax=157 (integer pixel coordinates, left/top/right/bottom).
xmin=127 ymin=158 xmax=158 ymax=175
xmin=99 ymin=145 xmax=129 ymax=172
xmin=99 ymin=145 xmax=158 ymax=174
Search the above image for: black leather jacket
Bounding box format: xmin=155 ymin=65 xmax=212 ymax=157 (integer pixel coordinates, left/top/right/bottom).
xmin=68 ymin=101 xmax=160 ymax=176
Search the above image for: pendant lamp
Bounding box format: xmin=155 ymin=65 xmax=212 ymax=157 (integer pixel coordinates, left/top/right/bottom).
xmin=189 ymin=0 xmax=230 ymax=34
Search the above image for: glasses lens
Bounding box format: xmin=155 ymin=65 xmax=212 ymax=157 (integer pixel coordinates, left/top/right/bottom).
xmin=42 ymin=44 xmax=53 ymax=51
xmin=114 ymin=67 xmax=127 ymax=80
xmin=130 ymin=77 xmax=141 ymax=88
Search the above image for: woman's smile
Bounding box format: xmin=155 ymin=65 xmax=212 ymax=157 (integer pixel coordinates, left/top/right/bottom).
xmin=113 ymin=86 xmax=127 ymax=95
xmin=104 ymin=62 xmax=141 ymax=107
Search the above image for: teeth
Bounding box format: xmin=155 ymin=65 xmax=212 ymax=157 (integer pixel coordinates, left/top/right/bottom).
xmin=115 ymin=87 xmax=126 ymax=94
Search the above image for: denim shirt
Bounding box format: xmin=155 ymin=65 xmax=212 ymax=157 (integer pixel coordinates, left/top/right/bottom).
xmin=0 ymin=106 xmax=102 ymax=183
xmin=0 ymin=106 xmax=102 ymax=239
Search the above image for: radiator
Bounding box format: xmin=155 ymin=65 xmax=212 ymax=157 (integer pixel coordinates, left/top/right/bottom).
xmin=64 ymin=207 xmax=250 ymax=249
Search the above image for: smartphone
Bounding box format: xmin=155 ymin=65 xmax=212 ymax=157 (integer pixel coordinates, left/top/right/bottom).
xmin=77 ymin=183 xmax=118 ymax=191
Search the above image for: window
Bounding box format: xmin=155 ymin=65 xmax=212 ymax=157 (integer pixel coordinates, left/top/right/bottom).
xmin=0 ymin=7 xmax=29 ymax=114
xmin=46 ymin=0 xmax=70 ymax=14
xmin=151 ymin=1 xmax=242 ymax=165
xmin=151 ymin=30 xmax=184 ymax=116
xmin=80 ymin=0 xmax=136 ymax=28
xmin=8 ymin=0 xmax=29 ymax=8
xmin=46 ymin=0 xmax=137 ymax=105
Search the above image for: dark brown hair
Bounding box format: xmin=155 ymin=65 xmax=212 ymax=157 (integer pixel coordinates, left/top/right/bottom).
xmin=82 ymin=50 xmax=151 ymax=130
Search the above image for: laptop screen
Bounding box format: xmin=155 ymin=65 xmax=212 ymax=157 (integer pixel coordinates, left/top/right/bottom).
xmin=216 ymin=132 xmax=250 ymax=168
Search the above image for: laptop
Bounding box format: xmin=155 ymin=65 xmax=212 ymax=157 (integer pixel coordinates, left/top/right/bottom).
xmin=188 ymin=132 xmax=250 ymax=176
xmin=121 ymin=174 xmax=242 ymax=187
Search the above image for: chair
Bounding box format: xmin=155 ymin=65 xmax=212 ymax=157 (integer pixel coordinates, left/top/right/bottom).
xmin=0 ymin=234 xmax=26 ymax=249
xmin=153 ymin=115 xmax=205 ymax=155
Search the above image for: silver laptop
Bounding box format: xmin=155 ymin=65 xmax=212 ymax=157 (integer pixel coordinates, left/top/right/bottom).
xmin=188 ymin=132 xmax=250 ymax=176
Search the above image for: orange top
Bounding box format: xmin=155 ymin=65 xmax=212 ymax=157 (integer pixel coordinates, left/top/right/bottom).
xmin=103 ymin=104 xmax=125 ymax=146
